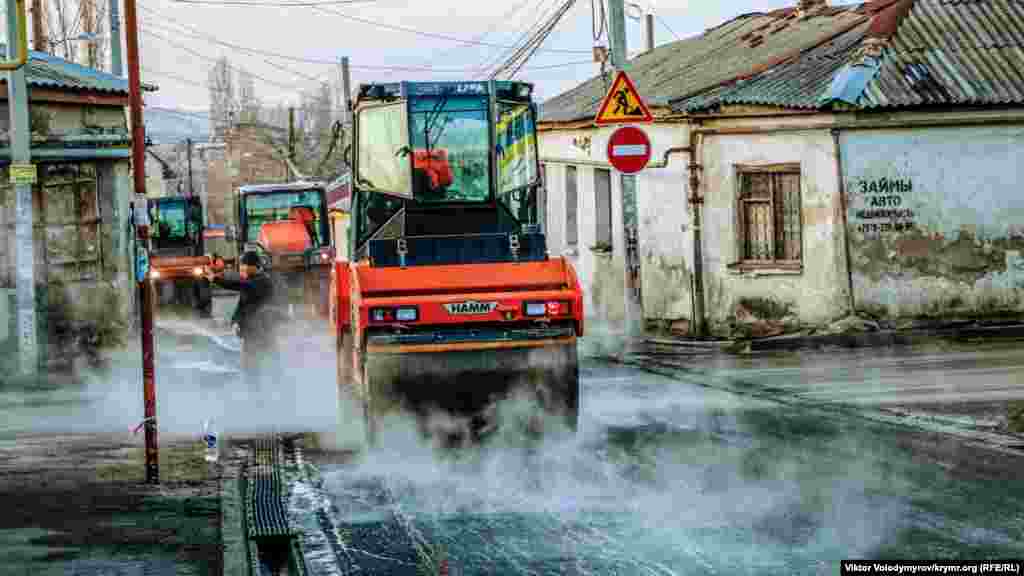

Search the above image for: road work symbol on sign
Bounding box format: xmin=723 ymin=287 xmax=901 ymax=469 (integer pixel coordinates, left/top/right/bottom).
xmin=595 ymin=71 xmax=653 ymax=125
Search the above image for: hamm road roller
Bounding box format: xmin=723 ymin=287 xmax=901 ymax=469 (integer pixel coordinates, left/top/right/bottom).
xmin=333 ymin=80 xmax=583 ymax=448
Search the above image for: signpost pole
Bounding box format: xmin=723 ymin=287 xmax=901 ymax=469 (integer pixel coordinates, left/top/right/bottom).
xmin=7 ymin=0 xmax=37 ymax=377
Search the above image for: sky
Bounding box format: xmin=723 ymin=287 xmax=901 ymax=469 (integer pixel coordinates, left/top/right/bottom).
xmin=129 ymin=0 xmax=795 ymax=112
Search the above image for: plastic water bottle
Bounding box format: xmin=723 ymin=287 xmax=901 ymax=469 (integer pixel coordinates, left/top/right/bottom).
xmin=203 ymin=419 xmax=219 ymax=463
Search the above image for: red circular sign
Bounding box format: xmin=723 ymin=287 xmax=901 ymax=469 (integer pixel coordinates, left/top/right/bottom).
xmin=606 ymin=126 xmax=652 ymax=174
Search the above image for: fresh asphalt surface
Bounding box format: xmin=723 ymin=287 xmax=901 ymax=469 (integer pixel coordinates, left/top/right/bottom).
xmin=3 ymin=312 xmax=1023 ymax=575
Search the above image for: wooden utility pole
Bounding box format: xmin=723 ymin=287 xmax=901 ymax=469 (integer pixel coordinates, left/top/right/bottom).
xmin=30 ymin=0 xmax=46 ymax=52
xmin=124 ymin=0 xmax=158 ymax=484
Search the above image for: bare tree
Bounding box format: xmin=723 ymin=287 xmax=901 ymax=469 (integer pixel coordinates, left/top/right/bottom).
xmin=208 ymin=57 xmax=236 ymax=141
xmin=238 ymin=68 xmax=258 ymax=124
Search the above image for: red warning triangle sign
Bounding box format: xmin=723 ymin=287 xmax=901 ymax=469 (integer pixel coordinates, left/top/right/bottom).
xmin=594 ymin=71 xmax=654 ymax=125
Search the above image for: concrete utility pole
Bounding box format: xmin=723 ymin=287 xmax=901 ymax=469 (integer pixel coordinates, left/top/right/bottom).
xmin=608 ymin=0 xmax=628 ymax=71
xmin=30 ymin=0 xmax=46 ymax=52
xmin=109 ymin=0 xmax=122 ymax=76
xmin=124 ymin=0 xmax=158 ymax=484
xmin=8 ymin=0 xmax=38 ymax=377
xmin=187 ymin=138 xmax=194 ymax=197
xmin=645 ymin=13 xmax=654 ymax=53
xmin=340 ymin=56 xmax=351 ymax=125
xmin=288 ymin=106 xmax=296 ymax=177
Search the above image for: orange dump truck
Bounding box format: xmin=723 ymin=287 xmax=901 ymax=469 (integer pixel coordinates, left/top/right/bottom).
xmin=230 ymin=182 xmax=333 ymax=319
xmin=333 ymin=80 xmax=582 ymax=448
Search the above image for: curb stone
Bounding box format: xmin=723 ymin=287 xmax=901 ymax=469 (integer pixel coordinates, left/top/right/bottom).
xmin=220 ymin=443 xmax=248 ymax=576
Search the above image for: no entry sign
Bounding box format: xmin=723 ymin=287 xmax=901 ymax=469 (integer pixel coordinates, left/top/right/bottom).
xmin=606 ymin=126 xmax=652 ymax=174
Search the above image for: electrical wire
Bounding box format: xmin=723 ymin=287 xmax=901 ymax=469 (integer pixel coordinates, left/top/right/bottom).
xmin=482 ymin=0 xmax=564 ymax=78
xmin=471 ymin=0 xmax=561 ymax=78
xmin=395 ymin=0 xmax=536 ymax=80
xmin=492 ymin=0 xmax=578 ymax=79
xmin=656 ymin=13 xmax=680 ymax=40
xmin=140 ymin=3 xmax=591 ymax=79
xmin=507 ymin=2 xmax=578 ymax=78
xmin=141 ymin=2 xmax=583 ymax=74
xmin=173 ymin=0 xmax=378 ymax=5
xmin=311 ymin=5 xmax=590 ymax=54
xmin=591 ymin=0 xmax=605 ymax=41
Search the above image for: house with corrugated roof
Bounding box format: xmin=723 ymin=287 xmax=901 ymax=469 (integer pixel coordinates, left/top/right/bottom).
xmin=539 ymin=0 xmax=1024 ymax=341
xmin=1 ymin=50 xmax=156 ymax=368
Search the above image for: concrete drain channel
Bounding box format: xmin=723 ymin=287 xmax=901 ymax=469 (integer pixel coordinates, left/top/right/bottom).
xmin=238 ymin=434 xmax=451 ymax=576
xmin=241 ymin=436 xmax=307 ymax=576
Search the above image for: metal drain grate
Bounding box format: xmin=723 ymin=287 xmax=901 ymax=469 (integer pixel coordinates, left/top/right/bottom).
xmin=246 ymin=436 xmax=293 ymax=539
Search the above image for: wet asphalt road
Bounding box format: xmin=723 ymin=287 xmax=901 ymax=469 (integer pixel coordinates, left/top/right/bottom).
xmin=3 ymin=315 xmax=1024 ymax=575
xmin=309 ymin=359 xmax=1024 ymax=576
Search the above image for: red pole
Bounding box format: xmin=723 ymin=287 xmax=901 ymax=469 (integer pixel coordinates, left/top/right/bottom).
xmin=124 ymin=0 xmax=158 ymax=484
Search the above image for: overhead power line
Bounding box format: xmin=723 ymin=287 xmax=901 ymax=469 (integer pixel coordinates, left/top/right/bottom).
xmin=139 ymin=2 xmax=592 ymax=77
xmin=311 ymin=5 xmax=590 ymax=54
xmin=491 ymin=0 xmax=579 ymax=79
xmin=471 ymin=0 xmax=561 ymax=77
xmin=173 ymin=0 xmax=377 ymax=5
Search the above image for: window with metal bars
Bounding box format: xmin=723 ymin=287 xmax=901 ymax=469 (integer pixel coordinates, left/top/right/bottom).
xmin=735 ymin=164 xmax=802 ymax=269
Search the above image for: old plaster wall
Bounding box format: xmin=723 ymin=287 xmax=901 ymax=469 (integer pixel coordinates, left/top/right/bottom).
xmin=0 ymin=101 xmax=127 ymax=137
xmin=539 ymin=124 xmax=693 ymax=332
xmin=700 ymin=129 xmax=850 ymax=334
xmin=841 ymin=124 xmax=1024 ymax=319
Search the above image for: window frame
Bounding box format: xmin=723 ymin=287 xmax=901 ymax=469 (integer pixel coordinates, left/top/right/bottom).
xmin=593 ymin=167 xmax=613 ymax=253
xmin=732 ymin=162 xmax=803 ymax=272
xmin=565 ymin=165 xmax=579 ymax=247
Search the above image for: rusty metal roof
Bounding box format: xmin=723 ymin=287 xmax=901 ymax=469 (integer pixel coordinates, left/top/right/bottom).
xmin=539 ymin=4 xmax=871 ymax=123
xmin=679 ymin=0 xmax=1024 ymax=112
xmin=679 ymin=21 xmax=873 ymax=111
xmin=860 ymin=0 xmax=1024 ymax=108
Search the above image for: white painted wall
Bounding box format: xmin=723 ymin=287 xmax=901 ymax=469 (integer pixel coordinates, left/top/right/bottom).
xmin=699 ymin=129 xmax=851 ymax=331
xmin=841 ymin=124 xmax=1024 ymax=318
xmin=539 ymin=124 xmax=693 ymax=331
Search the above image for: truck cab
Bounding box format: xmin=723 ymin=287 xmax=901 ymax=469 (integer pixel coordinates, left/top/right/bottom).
xmin=234 ymin=182 xmax=333 ymax=317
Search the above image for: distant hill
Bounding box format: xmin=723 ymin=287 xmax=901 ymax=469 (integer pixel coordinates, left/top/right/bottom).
xmin=144 ymin=107 xmax=212 ymax=144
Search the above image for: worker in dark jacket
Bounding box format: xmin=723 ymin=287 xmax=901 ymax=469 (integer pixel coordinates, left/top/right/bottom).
xmin=205 ymin=251 xmax=286 ymax=390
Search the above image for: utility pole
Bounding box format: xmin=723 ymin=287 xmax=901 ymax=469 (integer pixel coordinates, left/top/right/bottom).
xmin=186 ymin=138 xmax=194 ymax=197
xmin=124 ymin=0 xmax=158 ymax=484
xmin=109 ymin=0 xmax=123 ymax=76
xmin=288 ymin=106 xmax=296 ymax=178
xmin=30 ymin=0 xmax=46 ymax=52
xmin=645 ymin=13 xmax=654 ymax=53
xmin=608 ymin=0 xmax=628 ymax=71
xmin=82 ymin=0 xmax=96 ymax=68
xmin=8 ymin=0 xmax=38 ymax=378
xmin=340 ymin=56 xmax=351 ymax=125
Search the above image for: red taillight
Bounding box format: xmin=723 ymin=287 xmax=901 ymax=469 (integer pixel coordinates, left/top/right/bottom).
xmin=547 ymin=301 xmax=571 ymax=316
